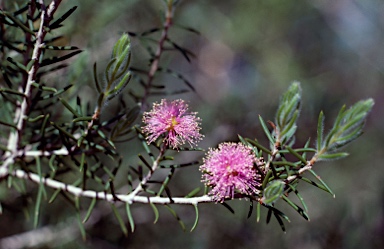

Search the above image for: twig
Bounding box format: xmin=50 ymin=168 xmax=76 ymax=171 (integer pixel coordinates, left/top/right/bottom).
xmin=0 ymin=168 xmax=212 ymax=205
xmin=140 ymin=1 xmax=175 ymax=111
xmin=2 ymin=0 xmax=63 ymax=170
xmin=127 ymin=144 xmax=166 ymax=200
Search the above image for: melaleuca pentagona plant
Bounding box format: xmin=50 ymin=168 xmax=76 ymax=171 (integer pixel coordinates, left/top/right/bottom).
xmin=0 ymin=0 xmax=374 ymax=242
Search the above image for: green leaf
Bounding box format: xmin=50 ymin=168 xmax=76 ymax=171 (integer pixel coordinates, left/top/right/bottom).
xmin=111 ymin=204 xmax=128 ymax=236
xmin=157 ymin=67 xmax=195 ymax=92
xmin=59 ymin=98 xmax=80 ymax=117
xmin=49 ymin=189 xmax=61 ymax=203
xmin=34 ymin=183 xmax=43 ymax=227
xmin=318 ymin=152 xmax=349 ymax=161
xmin=93 ymin=63 xmax=102 ymax=93
xmin=73 ymin=116 xmax=93 ymax=123
xmin=0 ymin=88 xmax=26 ymax=97
xmin=149 ymin=203 xmax=159 ymax=224
xmin=7 ymin=57 xmax=27 ymax=72
xmin=262 ymin=180 xmax=285 ymax=205
xmin=42 ymin=45 xmax=79 ymax=50
xmin=49 ymin=6 xmax=78 ymax=29
xmin=285 ymin=146 xmax=307 ymax=164
xmin=323 ymin=99 xmax=374 ymax=153
xmin=190 ymin=205 xmax=199 ymax=232
xmin=256 ymin=201 xmax=261 ymax=222
xmin=126 ymin=203 xmax=135 ymax=232
xmin=41 ymin=50 xmax=83 ymax=67
xmin=273 ymin=211 xmax=286 ymax=232
xmin=259 ymin=115 xmax=275 ymax=145
xmin=287 ymin=184 xmax=308 ymax=212
xmin=282 ymin=195 xmax=309 ymax=221
xmin=75 ymin=197 xmax=87 ymax=241
xmin=83 ymin=198 xmax=97 ymax=223
xmin=247 ymin=201 xmax=254 ymax=218
xmin=0 ymin=10 xmax=35 ymax=35
xmin=165 ymin=204 xmax=186 ymax=231
xmin=308 ymin=169 xmax=335 ymax=197
xmin=107 ymin=72 xmax=132 ymax=99
xmin=275 ymin=82 xmax=301 ymax=144
xmin=185 ymin=187 xmax=201 ymax=198
xmin=0 ymin=120 xmax=17 ymax=130
xmin=246 ymin=138 xmax=272 ymax=154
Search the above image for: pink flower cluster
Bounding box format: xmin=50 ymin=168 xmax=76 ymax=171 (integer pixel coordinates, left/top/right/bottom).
xmin=200 ymin=142 xmax=261 ymax=202
xmin=142 ymin=99 xmax=203 ymax=149
xmin=143 ymin=99 xmax=260 ymax=202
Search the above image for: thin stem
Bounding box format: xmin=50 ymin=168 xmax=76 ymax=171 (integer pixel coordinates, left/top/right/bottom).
xmin=127 ymin=143 xmax=167 ymax=200
xmin=0 ymin=168 xmax=212 ymax=205
xmin=140 ymin=2 xmax=174 ymax=111
xmin=2 ymin=0 xmax=62 ymax=170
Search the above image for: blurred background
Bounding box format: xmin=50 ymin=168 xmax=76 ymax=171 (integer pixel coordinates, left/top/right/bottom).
xmin=1 ymin=0 xmax=384 ymax=248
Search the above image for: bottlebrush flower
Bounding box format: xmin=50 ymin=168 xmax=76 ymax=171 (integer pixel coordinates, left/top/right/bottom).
xmin=142 ymin=99 xmax=203 ymax=149
xmin=200 ymin=142 xmax=261 ymax=202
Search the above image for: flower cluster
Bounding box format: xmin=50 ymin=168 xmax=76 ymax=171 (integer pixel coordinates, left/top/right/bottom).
xmin=142 ymin=99 xmax=203 ymax=149
xmin=143 ymin=99 xmax=261 ymax=203
xmin=200 ymin=142 xmax=261 ymax=202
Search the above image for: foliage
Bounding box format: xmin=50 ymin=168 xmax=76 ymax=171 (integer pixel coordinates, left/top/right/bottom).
xmin=0 ymin=0 xmax=375 ymax=247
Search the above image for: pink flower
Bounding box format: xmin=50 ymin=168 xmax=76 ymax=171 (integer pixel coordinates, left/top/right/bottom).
xmin=142 ymin=99 xmax=203 ymax=149
xmin=200 ymin=142 xmax=261 ymax=202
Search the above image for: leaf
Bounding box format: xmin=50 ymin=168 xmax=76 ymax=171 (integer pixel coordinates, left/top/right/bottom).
xmin=126 ymin=203 xmax=135 ymax=232
xmin=49 ymin=6 xmax=78 ymax=29
xmin=7 ymin=57 xmax=27 ymax=72
xmin=111 ymin=204 xmax=128 ymax=236
xmin=262 ymin=180 xmax=285 ymax=205
xmin=190 ymin=205 xmax=199 ymax=232
xmin=157 ymin=67 xmax=195 ymax=92
xmin=282 ymin=195 xmax=309 ymax=221
xmin=41 ymin=50 xmax=83 ymax=67
xmin=220 ymin=202 xmax=235 ymax=214
xmin=83 ymin=198 xmax=97 ymax=223
xmin=93 ymin=63 xmax=102 ymax=93
xmin=165 ymin=204 xmax=186 ymax=231
xmin=75 ymin=198 xmax=87 ymax=241
xmin=256 ymin=201 xmax=261 ymax=222
xmin=318 ymin=152 xmax=349 ymax=161
xmin=0 ymin=10 xmax=35 ymax=35
xmin=33 ymin=189 xmax=43 ymax=227
xmin=259 ymin=115 xmax=275 ymax=145
xmin=247 ymin=201 xmax=253 ymax=219
xmin=185 ymin=187 xmax=201 ymax=198
xmin=308 ymin=169 xmax=335 ymax=197
xmin=275 ymin=82 xmax=301 ymax=144
xmin=49 ymin=189 xmax=61 ymax=203
xmin=42 ymin=45 xmax=79 ymax=51
xmin=149 ymin=203 xmax=159 ymax=224
xmin=285 ymin=146 xmax=307 ymax=164
xmin=0 ymin=120 xmax=17 ymax=130
xmin=273 ymin=211 xmax=286 ymax=232
xmin=322 ymin=99 xmax=374 ymax=153
xmin=40 ymin=84 xmax=73 ymax=100
xmin=165 ymin=37 xmax=195 ymax=63
xmin=317 ymin=111 xmax=324 ymax=151
xmin=34 ymin=156 xmax=46 ymax=229
xmin=287 ymin=184 xmax=308 ymax=212
xmin=59 ymin=98 xmax=81 ymax=117
xmin=246 ymin=138 xmax=272 ymax=155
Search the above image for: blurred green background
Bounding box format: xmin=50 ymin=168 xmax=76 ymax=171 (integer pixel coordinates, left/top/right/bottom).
xmin=1 ymin=0 xmax=384 ymax=248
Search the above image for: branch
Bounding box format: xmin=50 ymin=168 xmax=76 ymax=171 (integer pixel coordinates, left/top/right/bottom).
xmin=127 ymin=144 xmax=166 ymax=198
xmin=140 ymin=2 xmax=175 ymax=110
xmin=2 ymin=0 xmax=63 ymax=170
xmin=0 ymin=168 xmax=212 ymax=205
